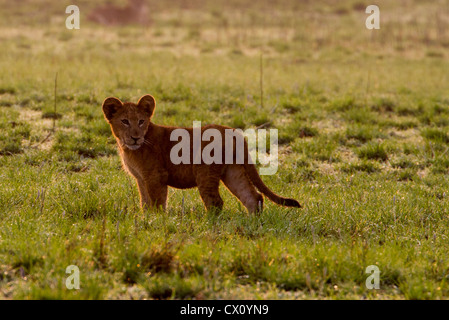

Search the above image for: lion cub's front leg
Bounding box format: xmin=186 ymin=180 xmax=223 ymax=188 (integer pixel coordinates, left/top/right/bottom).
xmin=137 ymin=178 xmax=168 ymax=211
xmin=136 ymin=178 xmax=150 ymax=209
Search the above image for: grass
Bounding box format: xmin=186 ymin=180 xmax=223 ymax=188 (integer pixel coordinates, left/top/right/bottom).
xmin=356 ymin=142 xmax=389 ymax=161
xmin=1 ymin=0 xmax=449 ymax=300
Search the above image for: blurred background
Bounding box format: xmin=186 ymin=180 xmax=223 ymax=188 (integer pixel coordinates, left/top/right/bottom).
xmin=2 ymin=0 xmax=449 ymax=59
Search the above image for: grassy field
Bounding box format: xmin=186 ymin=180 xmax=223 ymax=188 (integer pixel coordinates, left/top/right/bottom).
xmin=1 ymin=0 xmax=449 ymax=299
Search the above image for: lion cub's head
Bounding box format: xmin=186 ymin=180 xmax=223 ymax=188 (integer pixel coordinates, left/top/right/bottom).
xmin=102 ymin=94 xmax=155 ymax=151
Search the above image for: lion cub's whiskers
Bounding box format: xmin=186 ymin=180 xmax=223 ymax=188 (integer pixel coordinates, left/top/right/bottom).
xmin=144 ymin=139 xmax=155 ymax=147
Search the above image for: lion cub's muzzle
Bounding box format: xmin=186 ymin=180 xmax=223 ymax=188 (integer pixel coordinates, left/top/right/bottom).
xmin=123 ymin=136 xmax=144 ymax=150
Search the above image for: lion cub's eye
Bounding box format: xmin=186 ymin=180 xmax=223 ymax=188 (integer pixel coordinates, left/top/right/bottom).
xmin=121 ymin=119 xmax=130 ymax=126
xmin=138 ymin=120 xmax=145 ymax=127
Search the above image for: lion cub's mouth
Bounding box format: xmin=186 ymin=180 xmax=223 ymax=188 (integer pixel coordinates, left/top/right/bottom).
xmin=125 ymin=144 xmax=142 ymax=150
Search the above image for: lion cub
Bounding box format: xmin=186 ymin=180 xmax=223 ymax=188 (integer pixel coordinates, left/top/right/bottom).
xmin=102 ymin=95 xmax=301 ymax=213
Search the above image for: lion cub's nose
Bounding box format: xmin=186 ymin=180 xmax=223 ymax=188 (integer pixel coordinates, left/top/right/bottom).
xmin=131 ymin=136 xmax=139 ymax=143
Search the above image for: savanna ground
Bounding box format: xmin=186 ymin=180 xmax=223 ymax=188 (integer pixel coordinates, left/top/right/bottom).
xmin=1 ymin=0 xmax=449 ymax=300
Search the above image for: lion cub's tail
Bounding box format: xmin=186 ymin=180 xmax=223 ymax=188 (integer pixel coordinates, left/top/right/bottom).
xmin=244 ymin=163 xmax=301 ymax=208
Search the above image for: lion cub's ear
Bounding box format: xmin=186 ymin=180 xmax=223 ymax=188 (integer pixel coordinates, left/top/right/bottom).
xmin=137 ymin=95 xmax=156 ymax=118
xmin=102 ymin=97 xmax=123 ymax=122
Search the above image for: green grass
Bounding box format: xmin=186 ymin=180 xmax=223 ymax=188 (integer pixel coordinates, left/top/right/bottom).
xmin=356 ymin=142 xmax=389 ymax=161
xmin=1 ymin=0 xmax=449 ymax=300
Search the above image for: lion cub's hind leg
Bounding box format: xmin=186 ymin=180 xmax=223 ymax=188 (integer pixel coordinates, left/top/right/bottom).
xmin=222 ymin=165 xmax=264 ymax=214
xmin=195 ymin=169 xmax=224 ymax=213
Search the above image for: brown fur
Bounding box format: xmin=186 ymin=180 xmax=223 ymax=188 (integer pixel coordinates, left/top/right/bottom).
xmin=102 ymin=94 xmax=301 ymax=213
